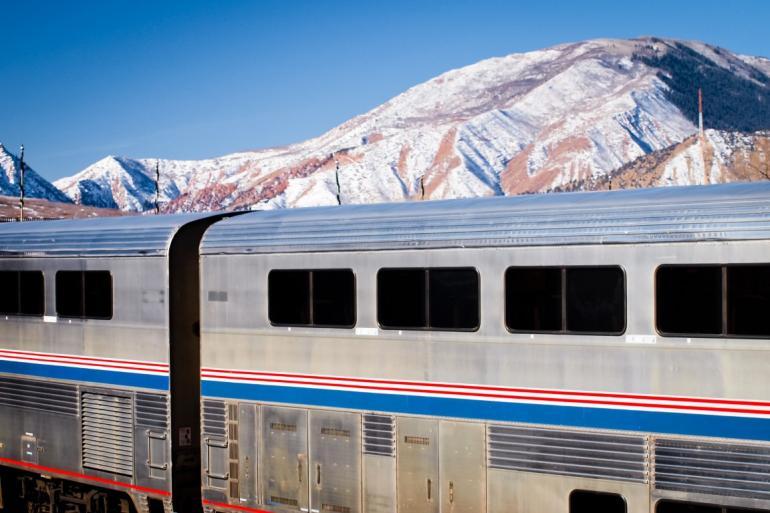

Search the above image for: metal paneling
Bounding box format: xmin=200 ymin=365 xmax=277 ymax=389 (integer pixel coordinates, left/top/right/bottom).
xmin=0 ymin=375 xmax=77 ymax=415
xmin=201 ymin=182 xmax=770 ymax=255
xmin=363 ymin=414 xmax=396 ymax=513
xmin=440 ymin=421 xmax=485 ymax=513
xmin=0 ymin=213 xmax=216 ymax=257
xmin=654 ymin=438 xmax=770 ymax=501
xmin=81 ymin=392 xmax=134 ymax=477
xmin=397 ymin=417 xmax=439 ymax=513
xmin=309 ymin=410 xmax=361 ymax=513
xmin=488 ymin=424 xmax=648 ymax=483
xmin=238 ymin=403 xmax=259 ymax=506
xmin=262 ymin=406 xmax=309 ymax=512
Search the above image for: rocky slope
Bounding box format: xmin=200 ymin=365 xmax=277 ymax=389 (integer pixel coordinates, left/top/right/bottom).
xmin=561 ymin=129 xmax=770 ymax=191
xmin=54 ymin=37 xmax=770 ymax=213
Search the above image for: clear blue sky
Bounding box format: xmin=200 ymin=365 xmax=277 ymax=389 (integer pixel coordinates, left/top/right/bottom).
xmin=2 ymin=0 xmax=769 ymax=180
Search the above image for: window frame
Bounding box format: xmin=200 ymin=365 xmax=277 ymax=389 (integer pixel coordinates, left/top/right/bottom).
xmin=505 ymin=265 xmax=627 ymax=336
xmin=376 ymin=267 xmax=481 ymax=332
xmin=0 ymin=270 xmax=45 ymax=317
xmin=267 ymin=268 xmax=357 ymax=329
xmin=55 ymin=270 xmax=113 ymax=320
xmin=655 ymin=263 xmax=770 ymax=339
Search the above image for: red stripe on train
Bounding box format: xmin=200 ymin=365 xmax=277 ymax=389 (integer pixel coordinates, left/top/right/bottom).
xmin=202 ymin=367 xmax=770 ymax=408
xmin=0 ymin=457 xmax=171 ymax=496
xmin=201 ymin=372 xmax=770 ymax=416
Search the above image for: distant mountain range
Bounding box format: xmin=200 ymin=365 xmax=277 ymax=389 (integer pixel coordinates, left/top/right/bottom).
xmin=9 ymin=37 xmax=770 ymax=213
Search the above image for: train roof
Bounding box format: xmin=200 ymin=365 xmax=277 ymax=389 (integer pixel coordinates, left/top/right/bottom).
xmin=0 ymin=213 xmax=219 ymax=257
xmin=201 ymin=182 xmax=770 ymax=255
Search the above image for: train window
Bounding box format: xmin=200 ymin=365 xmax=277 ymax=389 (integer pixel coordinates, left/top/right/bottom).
xmin=268 ymin=269 xmax=355 ymax=328
xmin=566 ymin=267 xmax=625 ymax=333
xmin=656 ymin=266 xmax=722 ymax=335
xmin=269 ymin=270 xmax=310 ymax=325
xmin=570 ymin=490 xmax=626 ymax=513
xmin=56 ymin=271 xmax=113 ymax=319
xmin=377 ymin=268 xmax=479 ymax=331
xmin=656 ymin=499 xmax=764 ymax=512
xmin=505 ymin=267 xmax=562 ymax=331
xmin=377 ymin=269 xmax=426 ymax=329
xmin=727 ymin=265 xmax=770 ymax=336
xmin=0 ymin=271 xmax=44 ymax=316
xmin=657 ymin=265 xmax=770 ymax=338
xmin=506 ymin=266 xmax=625 ymax=334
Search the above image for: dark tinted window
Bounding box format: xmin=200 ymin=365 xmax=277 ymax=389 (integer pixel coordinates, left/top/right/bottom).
xmin=429 ymin=269 xmax=479 ymax=329
xmin=84 ymin=271 xmax=112 ymax=319
xmin=378 ymin=269 xmax=426 ymax=329
xmin=506 ymin=266 xmax=625 ymax=334
xmin=0 ymin=271 xmax=44 ymax=316
xmin=727 ymin=265 xmax=770 ymax=336
xmin=378 ymin=268 xmax=478 ymax=331
xmin=570 ymin=490 xmax=626 ymax=513
xmin=313 ymin=270 xmax=355 ymax=327
xmin=656 ymin=265 xmax=770 ymax=338
xmin=56 ymin=271 xmax=112 ymax=319
xmin=566 ymin=267 xmax=625 ymax=333
xmin=269 ymin=270 xmax=310 ymax=325
xmin=656 ymin=266 xmax=722 ymax=335
xmin=268 ymin=269 xmax=355 ymax=328
xmin=506 ymin=267 xmax=562 ymax=331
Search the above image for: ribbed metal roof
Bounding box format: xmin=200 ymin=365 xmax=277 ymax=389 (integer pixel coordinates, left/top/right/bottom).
xmin=0 ymin=213 xmax=219 ymax=257
xmin=201 ymin=182 xmax=770 ymax=255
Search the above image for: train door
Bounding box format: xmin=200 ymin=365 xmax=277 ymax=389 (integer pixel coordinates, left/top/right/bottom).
xmin=309 ymin=410 xmax=362 ymax=513
xmin=262 ymin=407 xmax=362 ymax=513
xmin=262 ymin=406 xmax=309 ymax=512
xmin=397 ymin=418 xmax=486 ymax=513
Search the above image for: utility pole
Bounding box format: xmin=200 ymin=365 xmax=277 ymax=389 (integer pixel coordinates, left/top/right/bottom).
xmin=698 ymin=88 xmax=704 ymax=136
xmin=18 ymin=145 xmax=25 ymax=222
xmin=154 ymin=160 xmax=160 ymax=214
xmin=420 ymin=175 xmax=425 ymax=200
xmin=333 ymin=153 xmax=342 ymax=206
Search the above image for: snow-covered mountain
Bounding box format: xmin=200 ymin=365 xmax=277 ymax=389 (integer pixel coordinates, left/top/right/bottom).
xmin=0 ymin=144 xmax=72 ymax=204
xmin=55 ymin=37 xmax=770 ymax=212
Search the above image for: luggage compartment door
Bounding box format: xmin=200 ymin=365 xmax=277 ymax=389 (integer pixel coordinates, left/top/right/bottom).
xmin=262 ymin=406 xmax=309 ymax=512
xmin=439 ymin=421 xmax=486 ymax=513
xmin=309 ymin=410 xmax=362 ymax=513
xmin=397 ymin=417 xmax=439 ymax=513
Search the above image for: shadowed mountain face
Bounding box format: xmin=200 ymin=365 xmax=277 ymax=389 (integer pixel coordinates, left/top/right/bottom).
xmin=0 ymin=144 xmax=72 ymax=204
xmin=53 ymin=37 xmax=770 ymax=213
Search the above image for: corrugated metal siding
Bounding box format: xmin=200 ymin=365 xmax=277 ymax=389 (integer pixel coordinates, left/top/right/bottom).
xmin=201 ymin=182 xmax=770 ymax=254
xmin=81 ymin=392 xmax=134 ymax=477
xmin=0 ymin=213 xmax=217 ymax=257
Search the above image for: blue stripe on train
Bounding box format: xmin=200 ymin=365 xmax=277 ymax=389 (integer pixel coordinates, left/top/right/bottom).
xmin=0 ymin=360 xmax=169 ymax=391
xmin=202 ymin=380 xmax=770 ymax=442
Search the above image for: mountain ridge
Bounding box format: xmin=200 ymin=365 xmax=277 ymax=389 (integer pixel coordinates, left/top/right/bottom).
xmin=52 ymin=37 xmax=770 ymax=212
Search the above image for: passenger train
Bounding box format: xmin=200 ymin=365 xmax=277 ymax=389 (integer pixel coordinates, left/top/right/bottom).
xmin=0 ymin=182 xmax=769 ymax=513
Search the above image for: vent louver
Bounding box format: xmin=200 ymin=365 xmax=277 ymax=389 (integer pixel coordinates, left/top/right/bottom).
xmin=0 ymin=376 xmax=77 ymax=415
xmin=363 ymin=414 xmax=395 ymax=457
xmin=488 ymin=424 xmax=648 ymax=483
xmin=135 ymin=392 xmax=168 ymax=429
xmin=654 ymin=438 xmax=770 ymax=501
xmin=81 ymin=392 xmax=134 ymax=477
xmin=202 ymin=399 xmax=227 ymax=437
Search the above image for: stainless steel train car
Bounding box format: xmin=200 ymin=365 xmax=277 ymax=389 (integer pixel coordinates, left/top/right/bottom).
xmin=0 ymin=213 xmax=224 ymax=513
xmin=197 ymin=182 xmax=770 ymax=513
